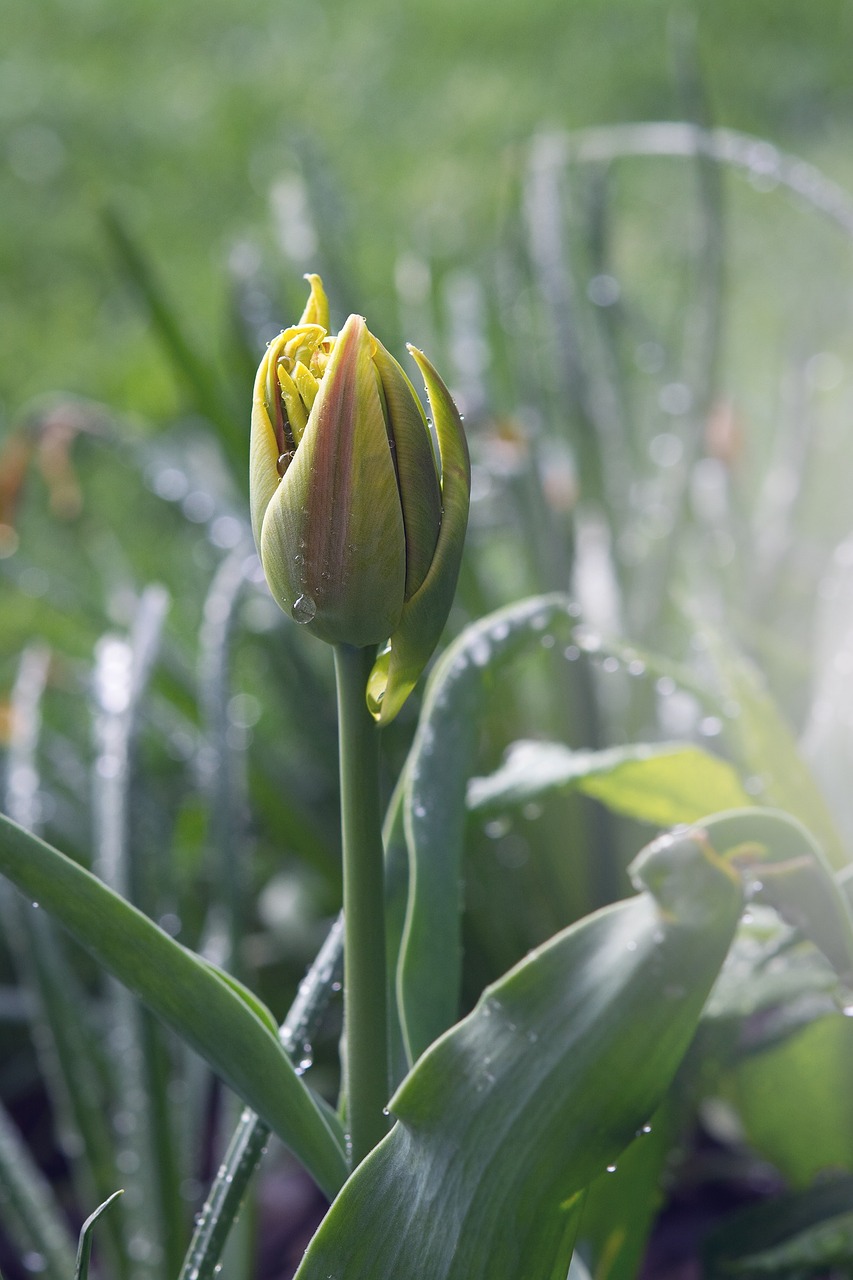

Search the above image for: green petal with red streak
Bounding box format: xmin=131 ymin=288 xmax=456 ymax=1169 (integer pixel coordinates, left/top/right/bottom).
xmin=260 ymin=315 xmax=407 ymax=647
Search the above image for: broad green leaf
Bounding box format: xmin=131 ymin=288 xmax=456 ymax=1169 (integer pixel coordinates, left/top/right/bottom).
xmin=399 ymin=592 xmax=573 ymax=1063
xmin=704 ymin=1174 xmax=853 ymax=1278
xmin=293 ymin=823 xmax=744 ymax=1280
xmin=0 ymin=813 xmax=348 ymax=1198
xmin=196 ymin=957 xmax=279 ymax=1034
xmin=75 ymin=1191 xmax=123 ymax=1280
xmin=727 ymin=1014 xmax=853 ymax=1189
xmin=467 ymin=740 xmax=749 ymax=826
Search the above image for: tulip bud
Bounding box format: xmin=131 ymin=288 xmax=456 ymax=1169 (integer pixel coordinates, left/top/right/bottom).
xmin=250 ymin=275 xmax=470 ymax=724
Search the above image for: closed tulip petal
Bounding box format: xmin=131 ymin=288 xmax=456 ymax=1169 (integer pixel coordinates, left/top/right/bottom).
xmin=260 ymin=315 xmax=407 ymax=647
xmin=372 ymin=343 xmax=442 ymax=601
xmin=299 ymin=273 xmax=330 ymax=331
xmin=367 ymin=348 xmax=470 ymax=723
xmin=250 ymin=350 xmax=287 ymax=553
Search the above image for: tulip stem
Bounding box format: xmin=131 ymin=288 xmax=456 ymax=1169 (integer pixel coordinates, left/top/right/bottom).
xmin=333 ymin=643 xmax=389 ymax=1167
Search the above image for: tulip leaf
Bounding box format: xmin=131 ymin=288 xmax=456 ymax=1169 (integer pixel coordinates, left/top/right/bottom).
xmin=293 ymin=822 xmax=744 ymax=1280
xmin=703 ymin=906 xmax=839 ymax=1031
xmin=694 ymin=808 xmax=853 ymax=982
xmin=727 ymin=1013 xmax=853 ymax=1189
xmin=0 ymin=812 xmax=348 ymax=1198
xmin=467 ymin=739 xmax=750 ymax=826
xmin=398 ymin=593 xmax=574 ymax=1064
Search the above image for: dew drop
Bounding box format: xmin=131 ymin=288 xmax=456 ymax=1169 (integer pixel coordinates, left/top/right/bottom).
xmin=291 ymin=593 xmax=316 ymax=624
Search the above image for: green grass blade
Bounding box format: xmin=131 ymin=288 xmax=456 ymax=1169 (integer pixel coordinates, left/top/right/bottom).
xmin=101 ymin=207 xmax=242 ymax=456
xmin=399 ymin=592 xmax=573 ymax=1064
xmin=179 ymin=914 xmax=344 ymax=1280
xmin=0 ymin=812 xmax=348 ymax=1198
xmin=704 ymin=1174 xmax=853 ymax=1277
xmin=0 ymin=1101 xmax=77 ymax=1280
xmin=3 ymin=646 xmax=128 ymax=1277
xmin=74 ymin=1191 xmax=124 ymax=1280
xmin=293 ymin=823 xmax=744 ymax=1280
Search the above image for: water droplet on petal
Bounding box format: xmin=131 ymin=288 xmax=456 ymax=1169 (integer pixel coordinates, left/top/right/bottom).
xmin=291 ymin=593 xmax=316 ymax=624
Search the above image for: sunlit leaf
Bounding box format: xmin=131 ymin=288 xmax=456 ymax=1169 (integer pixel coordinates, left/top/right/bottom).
xmin=468 ymin=739 xmax=749 ymax=827
xmin=727 ymin=1014 xmax=853 ymax=1189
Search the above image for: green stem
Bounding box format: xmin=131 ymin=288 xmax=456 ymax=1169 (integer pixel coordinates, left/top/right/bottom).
xmin=333 ymin=643 xmax=389 ymax=1166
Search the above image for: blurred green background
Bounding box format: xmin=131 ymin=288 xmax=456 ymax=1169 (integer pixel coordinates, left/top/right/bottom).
xmin=4 ymin=0 xmax=853 ymax=419
xmin=5 ymin=7 xmax=853 ymax=1276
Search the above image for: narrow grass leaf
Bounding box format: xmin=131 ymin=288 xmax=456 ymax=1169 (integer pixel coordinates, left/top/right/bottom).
xmin=293 ymin=824 xmax=743 ymax=1280
xmin=0 ymin=813 xmax=348 ymax=1198
xmin=0 ymin=1101 xmax=78 ymax=1280
xmin=75 ymin=1191 xmax=124 ymax=1280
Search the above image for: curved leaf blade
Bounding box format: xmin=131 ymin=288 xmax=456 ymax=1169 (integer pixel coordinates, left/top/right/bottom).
xmin=75 ymin=1191 xmax=124 ymax=1280
xmin=399 ymin=592 xmax=574 ymax=1064
xmin=0 ymin=813 xmax=348 ymax=1197
xmin=294 ymin=825 xmax=744 ymax=1280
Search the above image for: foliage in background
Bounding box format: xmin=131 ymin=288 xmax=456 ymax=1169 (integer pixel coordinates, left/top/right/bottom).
xmin=4 ymin=30 xmax=853 ymax=1274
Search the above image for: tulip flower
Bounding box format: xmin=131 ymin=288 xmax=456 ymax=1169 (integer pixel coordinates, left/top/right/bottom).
xmin=251 ymin=275 xmax=470 ymax=723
